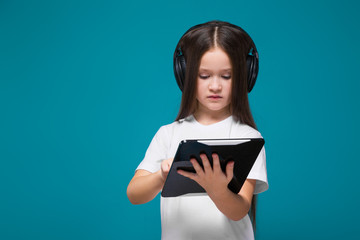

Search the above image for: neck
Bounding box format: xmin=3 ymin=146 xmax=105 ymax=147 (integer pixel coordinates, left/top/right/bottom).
xmin=193 ymin=105 xmax=231 ymax=125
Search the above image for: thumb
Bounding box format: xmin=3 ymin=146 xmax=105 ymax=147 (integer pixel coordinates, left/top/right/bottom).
xmin=226 ymin=161 xmax=234 ymax=182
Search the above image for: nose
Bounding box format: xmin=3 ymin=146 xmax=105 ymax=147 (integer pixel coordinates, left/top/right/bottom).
xmin=209 ymin=77 xmax=222 ymax=92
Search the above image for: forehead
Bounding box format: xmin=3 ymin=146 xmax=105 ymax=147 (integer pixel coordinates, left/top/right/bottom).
xmin=199 ymin=47 xmax=232 ymax=71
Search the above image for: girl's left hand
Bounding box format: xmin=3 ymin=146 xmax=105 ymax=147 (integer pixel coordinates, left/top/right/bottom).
xmin=177 ymin=153 xmax=234 ymax=197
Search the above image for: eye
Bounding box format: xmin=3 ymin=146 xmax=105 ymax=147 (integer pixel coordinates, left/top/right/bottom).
xmin=222 ymin=75 xmax=231 ymax=80
xmin=199 ymin=75 xmax=210 ymax=79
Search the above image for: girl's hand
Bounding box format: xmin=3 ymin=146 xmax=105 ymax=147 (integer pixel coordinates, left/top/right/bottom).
xmin=160 ymin=158 xmax=174 ymax=181
xmin=177 ymin=153 xmax=234 ymax=197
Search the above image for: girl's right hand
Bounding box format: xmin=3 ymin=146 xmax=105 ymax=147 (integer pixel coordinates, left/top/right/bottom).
xmin=160 ymin=158 xmax=174 ymax=181
xmin=127 ymin=159 xmax=174 ymax=205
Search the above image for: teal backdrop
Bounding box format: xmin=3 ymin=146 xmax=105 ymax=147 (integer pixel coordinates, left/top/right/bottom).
xmin=1 ymin=0 xmax=359 ymax=239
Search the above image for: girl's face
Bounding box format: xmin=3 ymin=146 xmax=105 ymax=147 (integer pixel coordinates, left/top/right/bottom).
xmin=196 ymin=47 xmax=232 ymax=116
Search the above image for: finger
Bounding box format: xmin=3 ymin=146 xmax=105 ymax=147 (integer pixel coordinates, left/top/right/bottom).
xmin=212 ymin=153 xmax=221 ymax=174
xmin=177 ymin=169 xmax=197 ymax=181
xmin=164 ymin=164 xmax=170 ymax=172
xmin=200 ymin=153 xmax=212 ymax=174
xmin=160 ymin=162 xmax=170 ymax=180
xmin=190 ymin=158 xmax=205 ymax=176
xmin=168 ymin=158 xmax=174 ymax=164
xmin=226 ymin=161 xmax=234 ymax=182
xmin=161 ymin=160 xmax=169 ymax=172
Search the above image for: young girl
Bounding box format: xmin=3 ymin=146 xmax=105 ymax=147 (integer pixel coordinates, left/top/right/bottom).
xmin=127 ymin=20 xmax=268 ymax=240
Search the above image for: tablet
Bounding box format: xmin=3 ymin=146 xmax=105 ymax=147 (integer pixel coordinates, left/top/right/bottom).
xmin=161 ymin=138 xmax=264 ymax=197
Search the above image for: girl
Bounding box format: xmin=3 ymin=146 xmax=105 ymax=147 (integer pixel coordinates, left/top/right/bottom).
xmin=127 ymin=20 xmax=268 ymax=240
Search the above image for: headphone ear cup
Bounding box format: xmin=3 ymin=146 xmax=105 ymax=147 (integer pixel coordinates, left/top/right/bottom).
xmin=174 ymin=54 xmax=186 ymax=91
xmin=246 ymin=55 xmax=258 ymax=92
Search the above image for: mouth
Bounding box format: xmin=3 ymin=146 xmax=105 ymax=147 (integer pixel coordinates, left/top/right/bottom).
xmin=207 ymin=95 xmax=222 ymax=99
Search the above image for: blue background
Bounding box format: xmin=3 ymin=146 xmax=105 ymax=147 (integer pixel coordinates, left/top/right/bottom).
xmin=1 ymin=0 xmax=359 ymax=239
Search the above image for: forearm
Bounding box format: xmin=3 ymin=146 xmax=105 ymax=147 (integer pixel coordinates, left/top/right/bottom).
xmin=127 ymin=170 xmax=164 ymax=204
xmin=207 ymin=179 xmax=256 ymax=221
xmin=208 ymin=188 xmax=251 ymax=221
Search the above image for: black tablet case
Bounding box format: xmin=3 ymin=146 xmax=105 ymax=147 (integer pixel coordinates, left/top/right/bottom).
xmin=161 ymin=138 xmax=264 ymax=197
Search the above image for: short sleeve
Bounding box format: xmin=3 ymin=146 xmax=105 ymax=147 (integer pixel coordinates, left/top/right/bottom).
xmin=247 ymin=146 xmax=268 ymax=194
xmin=136 ymin=126 xmax=170 ymax=173
xmin=233 ymin=124 xmax=268 ymax=194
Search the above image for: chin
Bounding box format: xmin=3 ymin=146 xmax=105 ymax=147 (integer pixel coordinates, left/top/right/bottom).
xmin=207 ymin=107 xmax=230 ymax=113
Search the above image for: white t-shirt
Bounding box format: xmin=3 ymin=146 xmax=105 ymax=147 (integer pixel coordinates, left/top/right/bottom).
xmin=136 ymin=115 xmax=268 ymax=240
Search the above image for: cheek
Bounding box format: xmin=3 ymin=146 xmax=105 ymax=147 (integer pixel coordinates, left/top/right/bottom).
xmin=195 ymin=88 xmax=202 ymax=101
xmin=196 ymin=81 xmax=206 ymax=95
xmin=225 ymin=82 xmax=232 ymax=97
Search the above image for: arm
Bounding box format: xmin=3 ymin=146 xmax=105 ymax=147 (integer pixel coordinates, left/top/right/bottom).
xmin=127 ymin=158 xmax=173 ymax=204
xmin=208 ymin=179 xmax=256 ymax=221
xmin=177 ymin=154 xmax=256 ymax=221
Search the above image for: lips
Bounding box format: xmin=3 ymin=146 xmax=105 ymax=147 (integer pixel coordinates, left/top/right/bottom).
xmin=207 ymin=95 xmax=222 ymax=99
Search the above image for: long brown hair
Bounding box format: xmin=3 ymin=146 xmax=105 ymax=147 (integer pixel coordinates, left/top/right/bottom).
xmin=174 ymin=20 xmax=259 ymax=230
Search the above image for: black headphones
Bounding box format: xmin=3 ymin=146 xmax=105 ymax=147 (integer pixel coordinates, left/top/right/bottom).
xmin=173 ymin=21 xmax=259 ymax=93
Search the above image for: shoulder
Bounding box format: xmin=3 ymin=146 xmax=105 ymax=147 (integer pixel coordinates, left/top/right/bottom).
xmin=157 ymin=116 xmax=192 ymax=132
xmin=231 ymin=119 xmax=263 ymax=139
xmin=154 ymin=116 xmax=189 ymax=138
